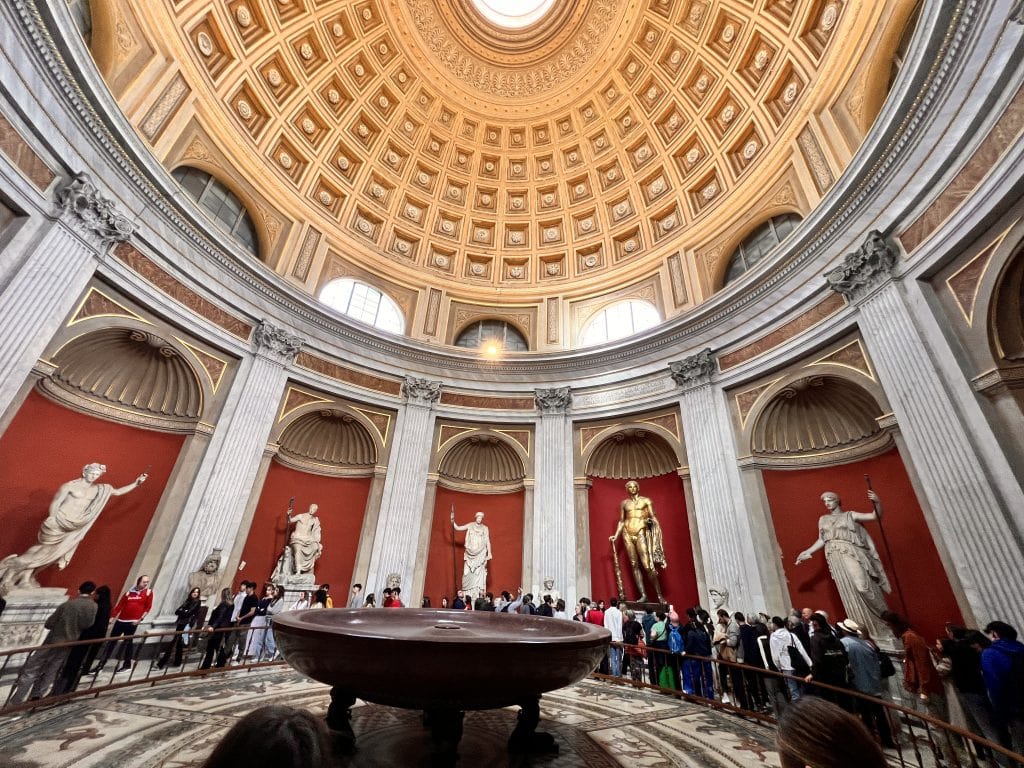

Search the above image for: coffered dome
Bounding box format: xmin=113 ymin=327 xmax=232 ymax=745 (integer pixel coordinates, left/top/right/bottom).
xmin=88 ymin=0 xmax=913 ymax=349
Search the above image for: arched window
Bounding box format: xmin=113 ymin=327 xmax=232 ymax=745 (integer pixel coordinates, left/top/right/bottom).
xmin=579 ymin=300 xmax=661 ymax=347
xmin=319 ymin=278 xmax=404 ymax=334
xmin=723 ymin=213 xmax=802 ymax=286
xmin=454 ymin=320 xmax=529 ymax=352
xmin=172 ymin=166 xmax=259 ymax=258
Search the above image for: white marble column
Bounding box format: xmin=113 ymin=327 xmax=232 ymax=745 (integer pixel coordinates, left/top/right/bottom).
xmin=532 ymin=388 xmax=576 ymax=608
xmin=827 ymin=231 xmax=1024 ymax=624
xmin=364 ymin=377 xmax=440 ymax=594
xmin=671 ymin=351 xmax=770 ymax=611
xmin=0 ymin=173 xmax=133 ymax=420
xmin=573 ymin=477 xmax=592 ymax=605
xmin=151 ymin=320 xmax=303 ymax=618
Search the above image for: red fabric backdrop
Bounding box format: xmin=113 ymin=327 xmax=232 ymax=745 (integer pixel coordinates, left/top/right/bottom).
xmin=237 ymin=461 xmax=371 ymax=596
xmin=423 ymin=487 xmax=524 ymax=606
xmin=763 ymin=448 xmax=962 ymax=642
xmin=588 ymin=473 xmax=698 ymax=610
xmin=0 ymin=391 xmax=184 ymax=595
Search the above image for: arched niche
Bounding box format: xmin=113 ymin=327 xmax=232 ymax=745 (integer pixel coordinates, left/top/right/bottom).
xmin=425 ymin=428 xmax=529 ymax=607
xmin=240 ymin=401 xmax=383 ymax=595
xmin=583 ymin=426 xmax=697 ymax=610
xmin=746 ymin=372 xmax=962 ymax=641
xmin=0 ymin=325 xmax=207 ymax=594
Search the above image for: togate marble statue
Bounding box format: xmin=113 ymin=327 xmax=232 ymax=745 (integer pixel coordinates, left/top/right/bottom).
xmin=272 ymin=502 xmax=322 ymax=587
xmin=0 ymin=463 xmax=147 ymax=594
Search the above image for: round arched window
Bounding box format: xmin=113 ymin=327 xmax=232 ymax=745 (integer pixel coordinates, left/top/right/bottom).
xmin=723 ymin=213 xmax=802 ymax=286
xmin=172 ymin=166 xmax=259 ymax=258
xmin=579 ymin=300 xmax=661 ymax=347
xmin=454 ymin=319 xmax=529 ymax=352
xmin=319 ymin=278 xmax=404 ymax=334
xmin=472 ymin=0 xmax=557 ymax=28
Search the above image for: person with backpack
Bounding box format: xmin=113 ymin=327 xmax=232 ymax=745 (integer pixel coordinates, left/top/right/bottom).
xmin=770 ymin=615 xmax=812 ymax=703
xmin=683 ymin=609 xmax=714 ymax=699
xmin=981 ymin=620 xmax=1024 ymax=756
xmin=836 ymin=619 xmax=895 ymax=747
xmin=666 ymin=611 xmax=685 ymax=691
xmin=807 ymin=612 xmax=851 ymax=708
xmin=648 ymin=610 xmax=669 ymax=686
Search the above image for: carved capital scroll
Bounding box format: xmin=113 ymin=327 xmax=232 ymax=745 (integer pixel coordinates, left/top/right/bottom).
xmin=535 ymin=387 xmax=572 ymax=413
xmin=55 ymin=172 xmax=134 ymax=246
xmin=253 ymin=320 xmax=303 ymax=363
xmin=826 ymin=231 xmax=899 ymax=302
xmin=402 ymin=376 xmax=442 ymax=405
xmin=669 ymin=348 xmax=715 ymax=389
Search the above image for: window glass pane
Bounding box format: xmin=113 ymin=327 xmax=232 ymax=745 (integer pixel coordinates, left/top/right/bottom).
xmin=579 ymin=300 xmax=661 ymax=347
xmin=172 ymin=166 xmax=259 ymax=257
xmin=454 ymin=320 xmax=527 ymax=351
xmin=723 ymin=213 xmax=803 ymax=286
xmin=318 ymin=278 xmax=404 ymax=334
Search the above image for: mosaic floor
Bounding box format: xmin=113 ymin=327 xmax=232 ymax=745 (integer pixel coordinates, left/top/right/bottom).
xmin=0 ymin=668 xmax=781 ymax=767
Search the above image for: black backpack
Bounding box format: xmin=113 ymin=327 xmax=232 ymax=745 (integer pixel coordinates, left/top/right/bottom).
xmin=817 ymin=633 xmax=850 ymax=685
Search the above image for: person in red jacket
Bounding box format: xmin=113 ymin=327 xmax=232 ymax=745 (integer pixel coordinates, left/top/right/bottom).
xmin=89 ymin=574 xmax=153 ymax=673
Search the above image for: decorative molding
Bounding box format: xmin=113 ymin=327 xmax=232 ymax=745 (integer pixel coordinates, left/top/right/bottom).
xmin=809 ymin=339 xmax=875 ymax=381
xmin=535 ymin=387 xmax=571 ymax=412
xmin=291 ymin=227 xmax=321 ymax=281
xmin=439 ymin=391 xmax=535 ymax=410
xmin=69 ymin=286 xmax=147 ymax=326
xmin=546 ymin=297 xmax=559 ymax=344
xmin=0 ymin=112 xmax=55 ymax=189
xmin=972 ymin=365 xmax=1024 ymax=395
xmin=797 ymin=126 xmax=835 ymax=194
xmin=55 ymin=171 xmax=134 ymax=245
xmin=294 ymin=352 xmax=402 ymax=395
xmin=177 ymin=338 xmax=228 ymax=394
xmin=252 ymin=319 xmax=303 ymax=363
xmin=278 ymin=386 xmax=332 ymax=422
xmin=666 ymin=253 xmax=688 ymax=307
xmin=139 ymin=73 xmax=188 ymax=142
xmin=587 ymin=428 xmax=679 ymax=479
xmin=424 ymin=288 xmax=442 ymax=337
xmin=826 ymin=230 xmax=899 ymax=301
xmin=402 ymin=375 xmax=442 ymax=405
xmin=669 ymin=348 xmax=715 ymax=389
xmin=945 ymin=221 xmax=1014 ymax=326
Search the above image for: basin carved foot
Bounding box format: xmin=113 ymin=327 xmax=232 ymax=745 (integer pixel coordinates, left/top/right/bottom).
xmin=326 ymin=686 xmax=358 ymax=755
xmin=422 ymin=708 xmax=464 ymax=765
xmin=507 ymin=696 xmax=558 ymax=755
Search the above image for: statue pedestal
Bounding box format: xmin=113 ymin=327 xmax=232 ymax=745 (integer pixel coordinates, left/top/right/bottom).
xmin=0 ymin=587 xmax=67 ymax=651
xmin=623 ymin=600 xmax=668 ymax=614
xmin=278 ymin=573 xmax=316 ymax=594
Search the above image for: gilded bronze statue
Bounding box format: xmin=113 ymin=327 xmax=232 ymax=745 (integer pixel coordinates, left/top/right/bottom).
xmin=609 ymin=480 xmax=667 ymax=603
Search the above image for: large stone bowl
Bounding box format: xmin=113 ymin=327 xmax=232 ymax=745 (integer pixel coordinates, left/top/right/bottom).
xmin=272 ymin=608 xmax=610 ymax=710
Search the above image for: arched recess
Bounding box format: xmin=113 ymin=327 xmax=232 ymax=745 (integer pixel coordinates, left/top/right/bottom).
xmin=453 ymin=318 xmax=530 ymax=352
xmin=0 ymin=324 xmax=208 ymax=595
xmin=424 ymin=429 xmax=529 ymax=607
xmin=239 ymin=399 xmax=385 ymax=596
xmin=583 ymin=425 xmax=697 ymax=610
xmin=746 ymin=371 xmax=962 ymax=641
xmin=716 ymin=212 xmax=803 ymax=290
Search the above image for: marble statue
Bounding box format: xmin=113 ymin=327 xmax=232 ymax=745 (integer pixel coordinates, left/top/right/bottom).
xmin=795 ymin=490 xmax=891 ymax=640
xmin=0 ymin=463 xmax=147 ymax=594
xmin=386 ymin=572 xmax=401 ymax=590
xmin=451 ymin=511 xmax=492 ymax=595
xmin=285 ymin=503 xmax=322 ymax=576
xmin=708 ymin=585 xmax=730 ymax=612
xmin=188 ymin=549 xmax=223 ymax=602
xmin=539 ymin=577 xmax=561 ymax=606
xmin=610 ymin=480 xmax=667 ymax=604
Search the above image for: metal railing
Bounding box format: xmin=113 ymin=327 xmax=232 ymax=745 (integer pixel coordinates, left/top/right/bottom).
xmin=0 ymin=624 xmax=285 ymax=716
xmin=598 ymin=641 xmax=1024 ymax=768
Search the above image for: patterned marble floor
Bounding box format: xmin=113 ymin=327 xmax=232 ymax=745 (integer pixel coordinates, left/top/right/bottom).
xmin=0 ymin=668 xmax=782 ymax=767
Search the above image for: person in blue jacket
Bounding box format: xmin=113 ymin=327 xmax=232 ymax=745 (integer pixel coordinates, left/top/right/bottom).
xmin=981 ymin=620 xmax=1024 ymax=756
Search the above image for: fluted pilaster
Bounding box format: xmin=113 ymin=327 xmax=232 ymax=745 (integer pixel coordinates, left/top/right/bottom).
xmin=842 ymin=269 xmax=1024 ymax=622
xmin=365 ymin=377 xmax=440 ymax=593
xmin=0 ymin=173 xmax=134 ymax=418
xmin=152 ymin=321 xmax=301 ymax=618
xmin=673 ymin=350 xmax=768 ymax=610
xmin=532 ymin=387 xmax=575 ymax=607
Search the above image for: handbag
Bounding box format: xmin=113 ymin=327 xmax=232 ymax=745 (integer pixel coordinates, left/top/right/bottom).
xmin=658 ymin=664 xmax=675 ymax=689
xmin=787 ymin=634 xmax=811 ymax=676
xmin=878 ymin=650 xmax=896 ymax=678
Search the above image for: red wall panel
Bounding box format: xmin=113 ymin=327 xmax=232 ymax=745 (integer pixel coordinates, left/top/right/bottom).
xmin=763 ymin=448 xmax=962 ymax=642
xmin=0 ymin=391 xmax=184 ymax=595
xmin=424 ymin=487 xmax=524 ymax=606
xmin=588 ymin=473 xmax=698 ymax=611
xmin=237 ymin=461 xmax=371 ymax=596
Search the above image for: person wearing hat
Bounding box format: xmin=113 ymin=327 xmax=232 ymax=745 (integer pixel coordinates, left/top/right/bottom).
xmin=836 ymin=618 xmax=895 ymax=748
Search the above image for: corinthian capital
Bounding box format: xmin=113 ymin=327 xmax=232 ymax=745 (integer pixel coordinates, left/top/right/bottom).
xmin=402 ymin=376 xmax=442 ymax=405
xmin=252 ymin=320 xmax=303 ymax=363
xmin=826 ymin=231 xmax=899 ymax=302
xmin=669 ymin=348 xmax=715 ymax=389
xmin=535 ymin=387 xmax=571 ymax=413
xmin=55 ymin=172 xmax=134 ymax=246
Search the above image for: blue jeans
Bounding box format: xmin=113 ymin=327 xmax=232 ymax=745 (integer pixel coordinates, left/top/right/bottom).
xmin=784 ymin=676 xmax=803 ymax=701
xmin=609 ymin=645 xmax=622 ymax=676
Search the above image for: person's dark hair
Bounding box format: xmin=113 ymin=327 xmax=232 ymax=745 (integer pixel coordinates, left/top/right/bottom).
xmin=393 ymin=587 xmax=401 ymax=596
xmin=79 ymin=581 xmax=96 ymax=594
xmin=321 ymin=584 xmax=330 ymax=591
xmin=696 ymin=609 xmax=710 ymax=624
xmin=95 ymin=585 xmax=112 ymax=608
xmin=984 ymin=620 xmax=1018 ymax=641
xmin=965 ymin=629 xmax=991 ymax=649
xmin=135 ymin=575 xmax=149 ymax=586
xmin=734 ymin=611 xmax=745 ymax=623
xmin=771 ymin=616 xmax=786 ymax=630
xmin=717 ymin=609 xmax=729 ymax=618
xmin=809 ymin=612 xmax=833 ymax=635
xmin=364 ymin=593 xmax=375 ymax=607
xmin=353 ymin=583 xmax=362 ymax=590
xmin=580 ymin=597 xmax=591 ymax=606
xmin=218 ymin=587 xmax=232 ymax=603
xmin=686 ymin=607 xmax=697 ymax=619
xmin=383 ymin=587 xmax=393 ymax=596
xmin=421 ymin=597 xmax=431 ymax=608
xmin=501 ymin=591 xmax=511 ymax=601
xmin=776 ymin=695 xmax=886 ymax=768
xmin=201 ymin=705 xmax=333 ymax=768
xmin=881 ymin=610 xmax=911 ymax=635
xmin=610 ymin=597 xmax=619 ymax=607
xmin=556 ymin=599 xmax=565 ymax=612
xmin=313 ymin=588 xmax=328 ymax=607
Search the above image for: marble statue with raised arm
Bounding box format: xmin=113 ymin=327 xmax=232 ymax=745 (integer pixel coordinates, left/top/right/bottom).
xmin=451 ymin=511 xmax=492 ymax=595
xmin=795 ymin=490 xmax=891 ymax=640
xmin=610 ymin=480 xmax=667 ymax=604
xmin=0 ymin=463 xmax=147 ymax=593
